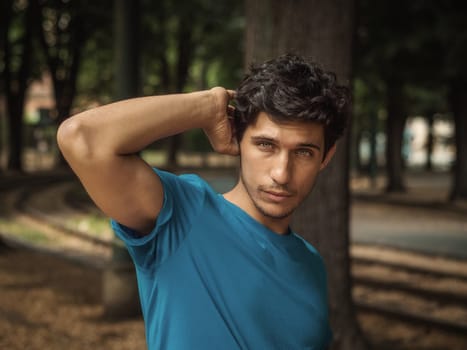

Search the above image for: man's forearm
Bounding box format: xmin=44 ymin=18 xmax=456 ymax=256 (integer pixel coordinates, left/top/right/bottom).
xmin=58 ymin=90 xmax=216 ymax=158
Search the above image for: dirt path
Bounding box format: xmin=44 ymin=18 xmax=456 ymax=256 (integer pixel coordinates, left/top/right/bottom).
xmin=0 ymin=248 xmax=146 ymax=350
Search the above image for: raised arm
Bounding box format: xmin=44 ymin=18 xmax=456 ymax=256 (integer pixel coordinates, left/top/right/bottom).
xmin=57 ymin=87 xmax=238 ymax=235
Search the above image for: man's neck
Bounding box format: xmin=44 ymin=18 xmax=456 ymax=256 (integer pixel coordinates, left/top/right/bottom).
xmin=223 ymin=182 xmax=291 ymax=235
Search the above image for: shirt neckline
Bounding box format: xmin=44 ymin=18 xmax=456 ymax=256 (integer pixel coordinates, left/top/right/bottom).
xmin=216 ymin=193 xmax=298 ymax=247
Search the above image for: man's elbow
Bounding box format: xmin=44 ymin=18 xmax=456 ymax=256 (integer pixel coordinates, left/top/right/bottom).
xmin=57 ymin=117 xmax=95 ymax=164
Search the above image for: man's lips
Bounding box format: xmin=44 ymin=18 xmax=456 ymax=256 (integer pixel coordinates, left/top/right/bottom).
xmin=263 ymin=190 xmax=292 ymax=197
xmin=261 ymin=189 xmax=293 ymax=202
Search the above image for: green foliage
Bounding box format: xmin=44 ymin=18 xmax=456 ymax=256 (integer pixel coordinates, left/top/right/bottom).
xmin=2 ymin=0 xmax=245 ymax=163
xmin=137 ymin=0 xmax=244 ymax=157
xmin=140 ymin=0 xmax=244 ymax=95
xmin=67 ymin=214 xmax=113 ymax=238
xmin=355 ymin=0 xmax=467 ymax=129
xmin=74 ymin=3 xmax=114 ymax=106
xmin=39 ymin=0 xmax=115 ymax=108
xmin=73 ymin=0 xmax=245 ymax=148
xmin=353 ymin=77 xmax=385 ymax=131
xmin=0 ymin=218 xmax=50 ymax=244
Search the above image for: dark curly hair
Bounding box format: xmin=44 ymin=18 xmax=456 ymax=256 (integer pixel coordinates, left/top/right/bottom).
xmin=233 ymin=54 xmax=351 ymax=156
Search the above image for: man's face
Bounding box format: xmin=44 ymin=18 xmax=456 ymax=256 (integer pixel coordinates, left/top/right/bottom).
xmin=236 ymin=112 xmax=335 ymax=231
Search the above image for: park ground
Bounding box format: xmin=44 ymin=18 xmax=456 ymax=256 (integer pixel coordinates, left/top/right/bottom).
xmin=1 ymin=169 xmax=467 ymax=349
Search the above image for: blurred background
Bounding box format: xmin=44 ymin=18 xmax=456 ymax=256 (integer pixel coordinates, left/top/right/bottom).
xmin=1 ymin=0 xmax=467 ymax=349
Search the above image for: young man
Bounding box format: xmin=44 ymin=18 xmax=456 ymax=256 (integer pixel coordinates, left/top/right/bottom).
xmin=58 ymin=54 xmax=350 ymax=350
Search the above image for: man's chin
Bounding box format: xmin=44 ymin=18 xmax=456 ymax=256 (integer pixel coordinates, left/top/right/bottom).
xmin=254 ymin=203 xmax=294 ymax=220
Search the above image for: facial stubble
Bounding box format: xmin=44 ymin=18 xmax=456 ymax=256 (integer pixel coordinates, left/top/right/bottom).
xmin=239 ymin=171 xmax=296 ymax=221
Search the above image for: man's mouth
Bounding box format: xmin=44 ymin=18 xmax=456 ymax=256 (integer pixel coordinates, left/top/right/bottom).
xmin=262 ymin=189 xmax=293 ymax=202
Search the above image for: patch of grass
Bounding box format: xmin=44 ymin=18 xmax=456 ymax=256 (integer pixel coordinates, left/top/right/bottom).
xmin=0 ymin=218 xmax=51 ymax=244
xmin=141 ymin=150 xmax=167 ymax=166
xmin=66 ymin=214 xmax=113 ymax=238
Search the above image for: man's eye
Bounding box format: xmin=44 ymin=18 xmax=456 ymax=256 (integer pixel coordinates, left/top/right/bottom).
xmin=257 ymin=142 xmax=274 ymax=150
xmin=296 ymin=149 xmax=313 ymax=157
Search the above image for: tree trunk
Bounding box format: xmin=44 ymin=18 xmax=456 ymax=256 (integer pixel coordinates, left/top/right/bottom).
xmin=6 ymin=98 xmax=23 ymax=171
xmin=114 ymin=0 xmax=140 ymax=101
xmin=385 ymin=80 xmax=406 ymax=192
xmin=157 ymin=2 xmax=171 ymax=94
xmin=4 ymin=0 xmax=38 ymax=172
xmin=449 ymin=80 xmax=467 ymax=200
xmin=167 ymin=12 xmax=195 ymax=169
xmin=425 ymin=113 xmax=434 ymax=171
xmin=0 ymin=0 xmax=10 ymax=172
xmin=36 ymin=0 xmax=88 ymax=168
xmin=102 ymin=0 xmax=142 ymax=318
xmin=245 ymin=1 xmax=368 ymax=349
xmin=54 ymin=39 xmax=83 ymax=125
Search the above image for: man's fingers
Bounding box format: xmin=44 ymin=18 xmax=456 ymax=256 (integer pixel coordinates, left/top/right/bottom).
xmin=227 ymin=105 xmax=236 ymax=118
xmin=226 ymin=89 xmax=236 ymax=99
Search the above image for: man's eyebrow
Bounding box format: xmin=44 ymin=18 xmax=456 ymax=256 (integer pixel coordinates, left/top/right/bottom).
xmin=250 ymin=135 xmax=321 ymax=151
xmin=297 ymin=142 xmax=321 ymax=151
xmin=251 ymin=135 xmax=277 ymax=142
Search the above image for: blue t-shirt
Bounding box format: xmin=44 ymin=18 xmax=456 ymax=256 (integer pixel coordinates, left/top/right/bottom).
xmin=111 ymin=169 xmax=332 ymax=350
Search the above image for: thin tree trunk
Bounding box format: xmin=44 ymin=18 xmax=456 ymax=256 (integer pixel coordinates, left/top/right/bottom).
xmin=55 ymin=41 xmax=82 ymax=124
xmin=167 ymin=12 xmax=195 ymax=169
xmin=245 ymin=1 xmax=368 ymax=349
xmin=4 ymin=0 xmax=38 ymax=172
xmin=114 ymin=0 xmax=140 ymax=101
xmin=0 ymin=0 xmax=11 ymax=173
xmin=101 ymin=0 xmax=142 ymax=319
xmin=385 ymin=80 xmax=406 ymax=192
xmin=449 ymin=80 xmax=467 ymax=200
xmin=425 ymin=113 xmax=434 ymax=171
xmin=368 ymin=112 xmax=378 ymax=187
xmin=36 ymin=0 xmax=86 ymax=168
xmin=6 ymin=99 xmax=23 ymax=171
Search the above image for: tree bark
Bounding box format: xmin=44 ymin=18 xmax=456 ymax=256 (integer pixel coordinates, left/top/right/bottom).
xmin=114 ymin=0 xmax=140 ymax=101
xmin=4 ymin=0 xmax=38 ymax=172
xmin=425 ymin=113 xmax=434 ymax=171
xmin=245 ymin=1 xmax=368 ymax=349
xmin=101 ymin=0 xmax=142 ymax=318
xmin=0 ymin=0 xmax=10 ymax=172
xmin=449 ymin=80 xmax=467 ymax=200
xmin=36 ymin=0 xmax=87 ymax=166
xmin=384 ymin=80 xmax=407 ymax=192
xmin=167 ymin=11 xmax=196 ymax=169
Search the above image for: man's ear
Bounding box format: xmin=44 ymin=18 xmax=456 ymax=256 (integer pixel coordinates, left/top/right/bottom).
xmin=319 ymin=144 xmax=337 ymax=171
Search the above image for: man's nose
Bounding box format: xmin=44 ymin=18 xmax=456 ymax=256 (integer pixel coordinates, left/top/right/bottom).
xmin=270 ymin=152 xmax=291 ymax=185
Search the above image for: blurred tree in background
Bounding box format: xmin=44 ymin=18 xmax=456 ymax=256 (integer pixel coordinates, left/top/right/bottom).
xmin=1 ymin=0 xmax=40 ymax=172
xmin=37 ymin=0 xmax=112 ymax=125
xmin=0 ymin=0 xmax=243 ymax=171
xmin=355 ymin=0 xmax=467 ymax=199
xmin=36 ymin=0 xmax=112 ymax=165
xmin=356 ymin=0 xmax=444 ymax=192
xmin=436 ymin=1 xmax=467 ymax=200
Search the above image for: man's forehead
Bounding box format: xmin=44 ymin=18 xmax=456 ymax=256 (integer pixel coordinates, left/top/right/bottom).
xmin=246 ymin=114 xmax=324 ymax=149
xmin=248 ymin=112 xmax=324 ymax=141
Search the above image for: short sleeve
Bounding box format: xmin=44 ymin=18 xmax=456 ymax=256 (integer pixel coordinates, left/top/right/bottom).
xmin=111 ymin=168 xmax=207 ymax=272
